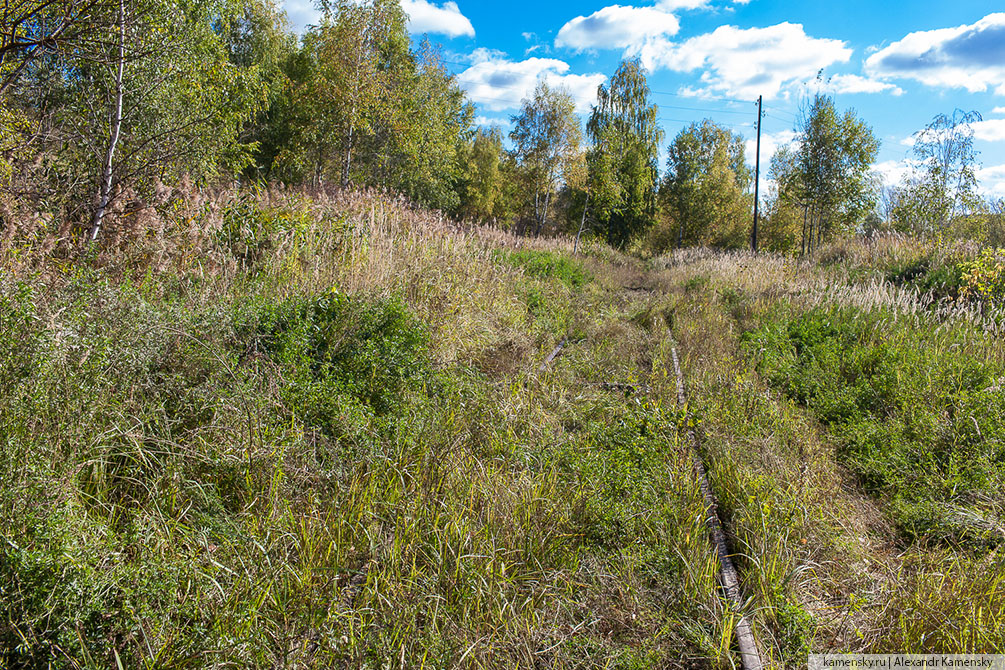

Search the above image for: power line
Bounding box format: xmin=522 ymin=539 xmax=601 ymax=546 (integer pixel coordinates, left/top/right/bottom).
xmin=763 ymin=113 xmax=797 ymax=126
xmin=649 ymin=89 xmax=754 ymax=105
xmin=658 ymin=103 xmax=754 ymax=116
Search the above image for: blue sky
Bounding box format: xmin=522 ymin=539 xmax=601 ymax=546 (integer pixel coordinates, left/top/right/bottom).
xmin=282 ymin=0 xmax=1005 ymax=198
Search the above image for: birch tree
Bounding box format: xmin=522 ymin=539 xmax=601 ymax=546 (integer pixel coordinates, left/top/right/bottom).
xmin=795 ymin=94 xmax=878 ymax=246
xmin=662 ymin=120 xmax=751 ymax=249
xmin=510 ymin=81 xmax=582 ymax=236
xmin=586 ymin=58 xmax=662 ymax=248
xmin=893 ymin=110 xmax=982 ymax=233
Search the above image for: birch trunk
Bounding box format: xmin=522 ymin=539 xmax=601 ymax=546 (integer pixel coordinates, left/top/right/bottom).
xmin=90 ymin=0 xmax=125 ymax=242
xmin=574 ymin=189 xmax=589 ymax=255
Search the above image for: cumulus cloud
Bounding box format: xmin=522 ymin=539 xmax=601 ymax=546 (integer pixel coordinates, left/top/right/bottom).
xmin=872 ymin=159 xmax=918 ymax=187
xmin=555 ymin=5 xmax=680 ymax=51
xmin=280 ymin=0 xmax=473 ymax=36
xmin=554 ymin=0 xmax=753 ymax=54
xmin=970 ymin=118 xmax=1005 ymax=143
xmin=977 ymin=164 xmax=1005 ymax=198
xmin=456 ymin=50 xmax=606 ymax=113
xmin=872 ymin=158 xmax=1005 ymax=199
xmin=401 ymin=0 xmax=474 ymax=38
xmin=826 ymin=74 xmax=903 ymax=96
xmin=637 ymin=22 xmax=851 ymax=99
xmin=655 ymin=0 xmax=713 ymax=10
xmin=993 ymin=107 xmax=1005 ymax=115
xmin=865 ymin=13 xmax=1005 ymax=94
xmin=745 ymin=129 xmax=797 ymax=166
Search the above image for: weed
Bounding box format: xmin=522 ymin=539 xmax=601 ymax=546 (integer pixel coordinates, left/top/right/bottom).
xmin=496 ymin=249 xmax=592 ymax=288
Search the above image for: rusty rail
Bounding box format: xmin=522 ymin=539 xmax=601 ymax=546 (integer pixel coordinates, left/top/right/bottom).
xmin=671 ymin=344 xmax=763 ymax=670
xmin=538 ymin=340 xmax=567 ymax=371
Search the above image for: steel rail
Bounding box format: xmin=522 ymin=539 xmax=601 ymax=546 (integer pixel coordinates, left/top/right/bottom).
xmin=671 ymin=344 xmax=764 ymax=670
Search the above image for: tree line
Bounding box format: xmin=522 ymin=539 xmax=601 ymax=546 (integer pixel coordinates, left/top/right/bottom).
xmin=2 ymin=0 xmax=1000 ymax=251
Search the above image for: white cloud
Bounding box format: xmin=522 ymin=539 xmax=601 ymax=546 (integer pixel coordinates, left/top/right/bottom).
xmin=457 ymin=50 xmax=606 ymax=113
xmin=872 ymin=159 xmax=1005 ymax=199
xmin=555 ymin=5 xmax=680 ymax=52
xmin=282 ymin=0 xmax=319 ymax=32
xmin=977 ymin=164 xmax=1005 ymax=198
xmin=474 ymin=116 xmax=511 ymax=129
xmin=280 ymin=0 xmax=473 ymax=36
xmin=873 ymin=159 xmax=918 ymax=187
xmin=401 ymin=0 xmax=474 ymax=38
xmin=655 ymin=0 xmax=711 ymax=10
xmin=992 ymin=106 xmax=1005 ymax=115
xmin=636 ymin=22 xmax=851 ymax=100
xmin=970 ymin=118 xmax=1005 ymax=143
xmin=826 ymin=73 xmax=903 ymax=96
xmin=746 ymin=129 xmax=797 ymax=166
xmin=865 ymin=13 xmax=1005 ymax=95
xmin=745 ymin=128 xmax=797 ymax=198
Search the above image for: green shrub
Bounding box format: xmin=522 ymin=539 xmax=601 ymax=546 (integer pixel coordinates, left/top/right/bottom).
xmin=743 ymin=307 xmax=1005 ymax=544
xmin=496 ymin=249 xmax=591 ymax=288
xmin=959 ymin=248 xmax=1005 ymax=305
xmin=239 ymin=290 xmax=430 ymax=431
xmin=885 ymin=255 xmax=964 ymax=300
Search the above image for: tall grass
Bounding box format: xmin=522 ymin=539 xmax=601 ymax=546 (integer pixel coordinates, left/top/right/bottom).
xmin=1 ymin=187 xmax=734 ymax=667
xmin=656 ymin=244 xmax=1005 ymax=659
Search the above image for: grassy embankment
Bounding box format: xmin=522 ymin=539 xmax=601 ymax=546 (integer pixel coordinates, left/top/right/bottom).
xmin=3 ymin=189 xmax=1003 ymax=667
xmin=2 ymin=188 xmax=745 ymax=668
xmin=657 ymin=243 xmax=1004 ymax=657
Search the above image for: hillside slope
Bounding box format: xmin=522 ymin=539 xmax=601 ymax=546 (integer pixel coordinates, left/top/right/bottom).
xmin=2 ymin=190 xmax=1002 ymax=667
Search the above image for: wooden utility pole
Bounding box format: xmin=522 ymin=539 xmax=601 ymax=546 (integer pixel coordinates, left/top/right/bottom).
xmin=751 ymin=95 xmax=762 ymax=252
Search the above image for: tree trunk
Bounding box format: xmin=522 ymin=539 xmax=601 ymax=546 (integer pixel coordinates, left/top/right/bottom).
xmin=574 ymin=189 xmax=589 ymax=255
xmin=342 ymin=31 xmax=365 ymax=191
xmin=537 ymin=188 xmax=551 ymax=237
xmin=800 ymin=205 xmax=808 ymax=256
xmin=89 ymin=0 xmax=125 ymax=242
xmin=341 ymin=122 xmax=353 ymax=189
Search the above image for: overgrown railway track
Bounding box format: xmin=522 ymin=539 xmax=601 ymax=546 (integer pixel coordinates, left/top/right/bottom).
xmin=539 ymin=335 xmax=764 ymax=668
xmin=671 ymin=343 xmax=763 ymax=670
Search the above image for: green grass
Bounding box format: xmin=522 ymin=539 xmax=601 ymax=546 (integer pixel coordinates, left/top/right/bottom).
xmin=743 ymin=305 xmax=1005 ymax=544
xmin=0 ymin=193 xmax=736 ymax=668
xmin=495 ymin=249 xmax=592 ymax=289
xmin=658 ymin=246 xmax=1005 ymax=658
xmin=5 ymin=193 xmax=1005 ymax=666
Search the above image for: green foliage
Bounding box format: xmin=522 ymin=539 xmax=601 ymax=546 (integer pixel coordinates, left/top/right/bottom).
xmin=387 ymin=42 xmax=474 ymax=212
xmin=459 ymin=127 xmax=508 ymax=221
xmin=270 ymin=6 xmax=471 ymax=211
xmin=744 ymin=306 xmax=1005 ymax=543
xmin=659 ymin=119 xmax=751 ymax=250
xmin=770 ymin=94 xmax=879 ymax=251
xmin=959 ymin=248 xmax=1005 ymax=305
xmin=587 ymin=59 xmax=663 ymax=248
xmin=242 ymin=290 xmax=430 ymax=424
xmin=773 ymin=597 xmax=815 ymax=664
xmin=496 ymin=248 xmax=591 ymax=288
xmin=510 ymin=81 xmax=584 ymax=235
xmin=892 ymin=110 xmax=983 ymax=234
xmin=273 ymin=0 xmax=408 ymax=186
xmin=883 ymin=254 xmax=965 ymax=301
xmin=559 ymin=404 xmax=674 ymax=549
xmin=4 ymin=0 xmax=272 ymax=226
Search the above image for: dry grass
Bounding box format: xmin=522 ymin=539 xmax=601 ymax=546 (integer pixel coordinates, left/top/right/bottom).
xmin=653 ymin=242 xmax=1005 ymax=661
xmin=1 ymin=187 xmax=742 ymax=668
